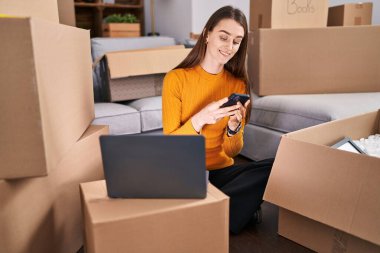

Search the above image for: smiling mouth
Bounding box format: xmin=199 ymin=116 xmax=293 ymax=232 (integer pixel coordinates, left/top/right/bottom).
xmin=219 ymin=50 xmax=231 ymax=57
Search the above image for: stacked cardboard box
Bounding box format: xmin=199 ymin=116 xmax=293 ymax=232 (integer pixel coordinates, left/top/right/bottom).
xmin=264 ymin=110 xmax=380 ymax=252
xmin=328 ymin=2 xmax=373 ymax=26
xmin=248 ymin=0 xmax=378 ymax=96
xmin=81 ymin=180 xmax=229 ymax=253
xmin=0 ymin=2 xmax=108 ymax=253
xmin=101 ymin=45 xmax=191 ymax=101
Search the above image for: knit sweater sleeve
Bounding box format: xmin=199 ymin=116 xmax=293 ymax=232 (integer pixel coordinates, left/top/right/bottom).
xmin=222 ymin=119 xmax=245 ymax=157
xmin=162 ymin=70 xmax=198 ymax=135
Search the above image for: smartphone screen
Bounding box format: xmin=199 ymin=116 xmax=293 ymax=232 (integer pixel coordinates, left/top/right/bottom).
xmin=220 ymin=93 xmax=250 ymax=108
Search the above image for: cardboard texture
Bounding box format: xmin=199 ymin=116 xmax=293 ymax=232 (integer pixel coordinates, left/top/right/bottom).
xmin=0 ymin=0 xmax=59 ymax=23
xmin=328 ymin=2 xmax=373 ymax=26
xmin=250 ymin=0 xmax=328 ymax=29
xmin=57 ymin=0 xmax=76 ymax=26
xmin=81 ymin=181 xmax=229 ymax=253
xmin=0 ymin=18 xmax=95 ymax=179
xmin=104 ymin=46 xmax=190 ymax=101
xmin=103 ymin=23 xmax=140 ymax=38
xmin=0 ymin=125 xmax=109 ymax=253
xmin=279 ymin=208 xmax=380 ymax=253
xmin=264 ymin=110 xmax=380 ymax=252
xmin=248 ymin=26 xmax=380 ymax=96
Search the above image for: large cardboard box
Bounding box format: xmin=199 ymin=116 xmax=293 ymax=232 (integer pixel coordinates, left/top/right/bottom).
xmin=248 ymin=26 xmax=380 ymax=96
xmin=250 ymin=0 xmax=328 ymax=29
xmin=0 ymin=18 xmax=95 ymax=179
xmin=0 ymin=125 xmax=108 ymax=253
xmin=81 ymin=180 xmax=229 ymax=253
xmin=328 ymin=2 xmax=373 ymax=27
xmin=103 ymin=46 xmax=191 ymax=101
xmin=264 ymin=110 xmax=380 ymax=252
xmin=0 ymin=0 xmax=59 ymax=23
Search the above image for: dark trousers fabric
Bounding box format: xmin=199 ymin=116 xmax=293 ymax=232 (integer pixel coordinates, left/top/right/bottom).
xmin=209 ymin=158 xmax=274 ymax=234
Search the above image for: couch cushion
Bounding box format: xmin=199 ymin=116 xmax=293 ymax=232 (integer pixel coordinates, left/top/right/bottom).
xmin=250 ymin=92 xmax=380 ymax=133
xmin=92 ymin=103 xmax=141 ymax=135
xmin=127 ymin=96 xmax=162 ymax=132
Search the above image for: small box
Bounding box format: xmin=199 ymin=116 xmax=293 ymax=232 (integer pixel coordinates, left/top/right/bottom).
xmin=250 ymin=0 xmax=328 ymax=29
xmin=103 ymin=23 xmax=141 ymax=38
xmin=264 ymin=110 xmax=380 ymax=252
xmin=328 ymin=2 xmax=373 ymax=26
xmin=0 ymin=125 xmax=109 ymax=253
xmin=0 ymin=0 xmax=59 ymax=23
xmin=81 ymin=180 xmax=229 ymax=253
xmin=247 ymin=26 xmax=380 ymax=96
xmin=0 ymin=18 xmax=94 ymax=179
xmin=102 ymin=45 xmax=190 ymax=101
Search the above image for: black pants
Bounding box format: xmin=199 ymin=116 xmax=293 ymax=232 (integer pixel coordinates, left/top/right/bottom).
xmin=209 ymin=158 xmax=274 ymax=234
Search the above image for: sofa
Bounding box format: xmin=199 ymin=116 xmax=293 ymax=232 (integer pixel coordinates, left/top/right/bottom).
xmin=90 ymin=37 xmax=380 ymax=161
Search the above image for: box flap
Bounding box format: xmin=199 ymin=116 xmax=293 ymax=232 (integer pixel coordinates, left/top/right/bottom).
xmin=265 ymin=111 xmax=380 ymax=245
xmin=106 ymin=47 xmax=191 ymax=78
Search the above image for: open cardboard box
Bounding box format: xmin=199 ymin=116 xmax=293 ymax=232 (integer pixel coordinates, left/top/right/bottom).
xmin=0 ymin=17 xmax=94 ymax=179
xmin=248 ymin=25 xmax=380 ymax=96
xmin=103 ymin=45 xmax=191 ymax=101
xmin=264 ymin=110 xmax=380 ymax=252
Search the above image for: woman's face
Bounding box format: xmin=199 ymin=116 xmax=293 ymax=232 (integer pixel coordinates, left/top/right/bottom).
xmin=205 ymin=18 xmax=245 ymax=65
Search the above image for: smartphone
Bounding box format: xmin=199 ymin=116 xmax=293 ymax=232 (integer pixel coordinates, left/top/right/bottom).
xmin=220 ymin=93 xmax=250 ymax=108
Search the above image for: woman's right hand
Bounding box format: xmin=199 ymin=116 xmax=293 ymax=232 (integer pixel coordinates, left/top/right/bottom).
xmin=191 ymin=97 xmax=240 ymax=133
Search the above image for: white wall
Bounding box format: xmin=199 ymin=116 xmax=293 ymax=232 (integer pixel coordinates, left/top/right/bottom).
xmin=144 ymin=0 xmax=380 ymax=42
xmin=191 ymin=0 xmax=250 ymax=34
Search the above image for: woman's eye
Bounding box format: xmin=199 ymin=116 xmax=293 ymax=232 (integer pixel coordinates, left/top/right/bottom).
xmin=220 ymin=36 xmax=228 ymax=41
xmin=233 ymin=40 xmax=241 ymax=45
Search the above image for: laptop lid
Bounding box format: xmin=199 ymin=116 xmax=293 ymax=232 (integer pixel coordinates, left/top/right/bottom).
xmin=99 ymin=135 xmax=207 ymax=199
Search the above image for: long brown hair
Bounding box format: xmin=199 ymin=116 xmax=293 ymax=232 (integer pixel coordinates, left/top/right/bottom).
xmin=175 ymin=5 xmax=251 ymax=122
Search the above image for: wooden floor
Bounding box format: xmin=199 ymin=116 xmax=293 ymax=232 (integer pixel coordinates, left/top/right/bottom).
xmin=78 ymin=155 xmax=315 ymax=253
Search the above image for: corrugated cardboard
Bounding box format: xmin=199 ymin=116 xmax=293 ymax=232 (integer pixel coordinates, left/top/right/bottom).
xmin=250 ymin=0 xmax=328 ymax=29
xmin=81 ymin=180 xmax=229 ymax=253
xmin=328 ymin=2 xmax=373 ymax=26
xmin=104 ymin=46 xmax=190 ymax=101
xmin=264 ymin=110 xmax=380 ymax=252
xmin=0 ymin=0 xmax=59 ymax=23
xmin=57 ymin=0 xmax=76 ymax=26
xmin=0 ymin=18 xmax=94 ymax=179
xmin=103 ymin=23 xmax=140 ymax=38
xmin=279 ymin=208 xmax=380 ymax=253
xmin=248 ymin=26 xmax=380 ymax=96
xmin=0 ymin=125 xmax=108 ymax=253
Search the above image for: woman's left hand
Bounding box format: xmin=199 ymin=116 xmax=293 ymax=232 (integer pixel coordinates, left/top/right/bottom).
xmin=227 ymin=100 xmax=250 ymax=131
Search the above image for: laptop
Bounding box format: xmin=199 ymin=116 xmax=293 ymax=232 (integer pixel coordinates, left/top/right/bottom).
xmin=99 ymin=135 xmax=207 ymax=199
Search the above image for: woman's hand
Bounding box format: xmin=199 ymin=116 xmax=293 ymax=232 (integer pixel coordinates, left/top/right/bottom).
xmin=227 ymin=99 xmax=250 ymax=131
xmin=191 ymin=97 xmax=240 ymax=132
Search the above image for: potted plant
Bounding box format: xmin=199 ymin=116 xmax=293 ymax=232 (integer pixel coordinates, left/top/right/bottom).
xmin=103 ymin=13 xmax=140 ymax=37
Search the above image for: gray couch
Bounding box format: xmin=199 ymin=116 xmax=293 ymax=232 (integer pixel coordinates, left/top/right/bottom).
xmin=90 ymin=37 xmax=380 ymax=161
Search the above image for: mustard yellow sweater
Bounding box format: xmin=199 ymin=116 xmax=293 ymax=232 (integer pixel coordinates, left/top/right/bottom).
xmin=162 ymin=65 xmax=246 ymax=170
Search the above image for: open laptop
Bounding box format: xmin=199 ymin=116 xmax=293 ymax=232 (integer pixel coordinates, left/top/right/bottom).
xmin=99 ymin=135 xmax=207 ymax=199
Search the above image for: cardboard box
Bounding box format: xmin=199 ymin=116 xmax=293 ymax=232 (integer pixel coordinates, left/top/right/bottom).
xmin=248 ymin=26 xmax=380 ymax=96
xmin=81 ymin=180 xmax=229 ymax=253
xmin=0 ymin=0 xmax=59 ymax=23
xmin=103 ymin=23 xmax=140 ymax=38
xmin=279 ymin=208 xmax=380 ymax=253
xmin=264 ymin=110 xmax=380 ymax=252
xmin=103 ymin=46 xmax=191 ymax=101
xmin=57 ymin=0 xmax=76 ymax=26
xmin=0 ymin=18 xmax=95 ymax=179
xmin=0 ymin=125 xmax=109 ymax=253
xmin=328 ymin=2 xmax=373 ymax=27
xmin=250 ymin=0 xmax=328 ymax=29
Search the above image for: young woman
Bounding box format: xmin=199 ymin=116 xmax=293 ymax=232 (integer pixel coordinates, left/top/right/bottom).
xmin=162 ymin=6 xmax=274 ymax=234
